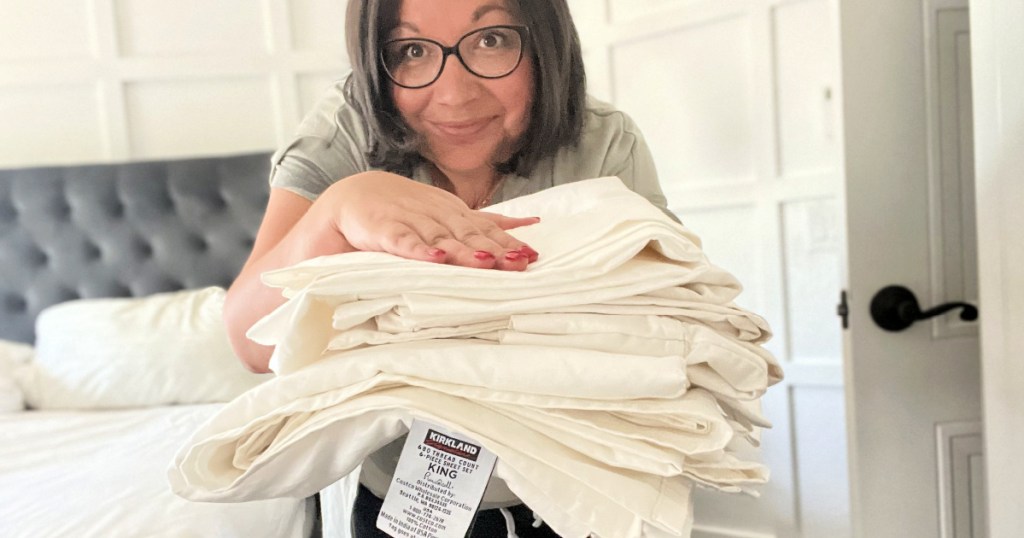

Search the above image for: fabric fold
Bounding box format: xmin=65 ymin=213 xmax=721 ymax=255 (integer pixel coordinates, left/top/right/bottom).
xmin=175 ymin=177 xmax=783 ymax=538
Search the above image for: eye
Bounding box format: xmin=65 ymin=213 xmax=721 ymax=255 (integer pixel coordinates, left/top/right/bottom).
xmin=385 ymin=40 xmax=432 ymax=62
xmin=402 ymin=42 xmax=426 ymax=59
xmin=477 ymin=30 xmax=508 ymax=49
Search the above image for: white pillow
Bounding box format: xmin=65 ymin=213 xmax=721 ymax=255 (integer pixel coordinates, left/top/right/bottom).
xmin=0 ymin=339 xmax=33 ymax=412
xmin=21 ymin=287 xmax=271 ymax=409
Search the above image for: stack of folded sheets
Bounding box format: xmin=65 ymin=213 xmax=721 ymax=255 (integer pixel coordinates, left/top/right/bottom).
xmin=169 ymin=177 xmax=783 ymax=538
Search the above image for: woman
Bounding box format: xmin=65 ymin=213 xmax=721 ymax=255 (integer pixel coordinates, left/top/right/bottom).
xmin=224 ymin=0 xmax=672 ymax=535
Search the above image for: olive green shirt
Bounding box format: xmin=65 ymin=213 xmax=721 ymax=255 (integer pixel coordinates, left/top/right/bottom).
xmin=269 ymin=79 xmax=672 ymax=217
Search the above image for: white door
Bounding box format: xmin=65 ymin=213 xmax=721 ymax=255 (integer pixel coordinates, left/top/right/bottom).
xmin=969 ymin=0 xmax=1024 ymax=536
xmin=839 ymin=0 xmax=985 ymax=536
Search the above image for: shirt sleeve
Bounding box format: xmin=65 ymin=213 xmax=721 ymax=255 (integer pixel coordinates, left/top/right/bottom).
xmin=269 ymin=138 xmax=341 ymax=201
xmin=269 ymin=80 xmax=371 ymax=201
xmin=600 ymin=110 xmax=680 ymax=223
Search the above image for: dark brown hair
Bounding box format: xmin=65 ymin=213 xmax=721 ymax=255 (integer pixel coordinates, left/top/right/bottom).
xmin=343 ymin=0 xmax=587 ymax=177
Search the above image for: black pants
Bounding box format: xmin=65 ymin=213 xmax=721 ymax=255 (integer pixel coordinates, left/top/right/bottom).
xmin=351 ymin=484 xmax=563 ymax=537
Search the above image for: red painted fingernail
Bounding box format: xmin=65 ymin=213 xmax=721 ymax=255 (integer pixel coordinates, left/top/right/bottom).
xmin=428 ymin=248 xmax=446 ymax=257
xmin=505 ymin=251 xmax=523 ymax=261
xmin=519 ymin=245 xmax=538 ymax=259
xmin=474 ymin=251 xmax=495 ymax=260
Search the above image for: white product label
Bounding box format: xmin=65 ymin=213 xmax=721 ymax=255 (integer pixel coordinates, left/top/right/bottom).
xmin=376 ymin=420 xmax=497 ymax=538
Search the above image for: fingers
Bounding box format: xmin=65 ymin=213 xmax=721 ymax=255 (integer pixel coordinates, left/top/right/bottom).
xmin=434 ymin=218 xmax=514 ymax=270
xmin=472 ymin=212 xmax=540 ymax=264
xmin=478 ymin=212 xmax=541 ymax=231
xmin=472 ymin=213 xmax=540 ymax=264
xmin=448 ymin=214 xmax=538 ymax=270
xmin=518 ymin=244 xmax=540 ymax=263
xmin=374 ymin=216 xmax=522 ymax=271
xmin=496 ymin=247 xmax=530 ymax=271
xmin=330 ymin=173 xmax=540 ymax=271
xmin=460 ymin=247 xmax=527 ymax=271
xmin=377 ymin=222 xmax=449 ymax=263
xmin=405 ymin=213 xmax=537 ymax=271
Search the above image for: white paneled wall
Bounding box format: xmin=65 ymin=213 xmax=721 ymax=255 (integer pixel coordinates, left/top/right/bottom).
xmin=614 ymin=15 xmax=756 ymax=185
xmin=774 ymin=0 xmax=839 ymax=178
xmin=1 ymin=0 xmax=850 ymax=535
xmin=569 ymin=0 xmax=850 ymax=536
xmin=0 ymin=0 xmax=349 ymax=167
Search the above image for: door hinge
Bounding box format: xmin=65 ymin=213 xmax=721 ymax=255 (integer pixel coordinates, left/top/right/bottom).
xmin=837 ymin=290 xmax=849 ymax=329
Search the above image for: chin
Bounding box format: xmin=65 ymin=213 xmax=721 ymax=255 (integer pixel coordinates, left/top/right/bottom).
xmin=428 ymin=137 xmax=518 ymax=175
xmin=431 ymin=147 xmax=498 ymax=173
xmin=437 ymin=158 xmax=492 ymax=174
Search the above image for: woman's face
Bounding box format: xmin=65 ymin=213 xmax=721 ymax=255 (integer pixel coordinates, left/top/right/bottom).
xmin=388 ymin=0 xmax=534 ymax=178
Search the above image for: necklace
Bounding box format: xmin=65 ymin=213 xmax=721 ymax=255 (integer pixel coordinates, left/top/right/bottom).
xmin=471 ymin=175 xmax=505 ymax=210
xmin=429 ymin=167 xmax=505 ymax=210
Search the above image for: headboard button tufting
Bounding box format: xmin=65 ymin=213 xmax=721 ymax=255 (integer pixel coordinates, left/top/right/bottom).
xmin=109 ymin=200 xmax=125 ymax=219
xmin=0 ymin=152 xmax=271 ymax=344
xmin=84 ymin=242 xmax=102 ymax=261
xmin=55 ymin=201 xmax=72 ymax=221
xmin=134 ymin=238 xmax=154 ymax=259
xmin=58 ymin=287 xmax=80 ymax=302
xmin=30 ymin=247 xmax=49 ymax=268
xmin=189 ymin=234 xmax=210 ymax=252
xmin=0 ymin=201 xmax=16 ymax=223
xmin=4 ymin=294 xmax=28 ymax=313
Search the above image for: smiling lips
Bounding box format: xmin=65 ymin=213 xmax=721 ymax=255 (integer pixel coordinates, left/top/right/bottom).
xmin=430 ymin=117 xmax=495 ymax=139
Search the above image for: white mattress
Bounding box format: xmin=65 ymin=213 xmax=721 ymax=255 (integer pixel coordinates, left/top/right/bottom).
xmin=0 ymin=404 xmax=314 ymax=538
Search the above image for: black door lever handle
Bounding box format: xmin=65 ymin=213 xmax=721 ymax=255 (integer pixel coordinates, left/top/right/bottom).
xmin=870 ymin=285 xmax=978 ymax=332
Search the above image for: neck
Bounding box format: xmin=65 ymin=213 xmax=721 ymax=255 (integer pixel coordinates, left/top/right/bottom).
xmin=430 ymin=164 xmax=502 ymax=209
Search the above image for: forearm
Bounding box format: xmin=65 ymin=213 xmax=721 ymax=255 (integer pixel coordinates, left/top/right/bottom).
xmin=224 ymin=196 xmax=353 ymax=373
xmin=225 ymin=171 xmax=540 ymax=372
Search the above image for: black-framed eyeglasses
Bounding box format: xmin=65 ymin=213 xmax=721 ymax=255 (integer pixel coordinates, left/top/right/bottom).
xmin=381 ymin=25 xmax=529 ymax=89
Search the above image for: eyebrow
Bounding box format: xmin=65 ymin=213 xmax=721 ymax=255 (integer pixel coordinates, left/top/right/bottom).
xmin=472 ymin=4 xmax=510 ymax=21
xmin=395 ymin=21 xmax=420 ymax=33
xmin=393 ymin=4 xmax=511 ymax=35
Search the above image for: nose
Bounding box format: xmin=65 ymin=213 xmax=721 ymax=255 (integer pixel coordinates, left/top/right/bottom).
xmin=431 ymin=53 xmax=481 ymax=106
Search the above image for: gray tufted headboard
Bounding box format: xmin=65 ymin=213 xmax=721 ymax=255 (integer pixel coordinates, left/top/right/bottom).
xmin=0 ymin=152 xmax=272 ymax=344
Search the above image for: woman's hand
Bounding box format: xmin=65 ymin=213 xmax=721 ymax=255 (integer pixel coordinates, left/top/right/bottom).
xmin=314 ymin=171 xmax=540 ymax=271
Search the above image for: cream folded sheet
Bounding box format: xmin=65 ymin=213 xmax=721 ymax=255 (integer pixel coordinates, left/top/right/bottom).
xmin=171 ymin=177 xmax=783 ymax=538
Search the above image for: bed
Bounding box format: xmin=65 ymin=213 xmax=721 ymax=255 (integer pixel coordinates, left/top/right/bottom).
xmin=0 ymin=153 xmax=325 ymax=538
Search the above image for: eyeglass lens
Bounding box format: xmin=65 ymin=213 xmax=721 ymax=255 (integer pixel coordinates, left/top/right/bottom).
xmin=383 ymin=26 xmax=524 ymax=88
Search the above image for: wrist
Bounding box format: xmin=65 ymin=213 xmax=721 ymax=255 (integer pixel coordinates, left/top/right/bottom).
xmin=295 ymin=189 xmax=357 ymax=259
